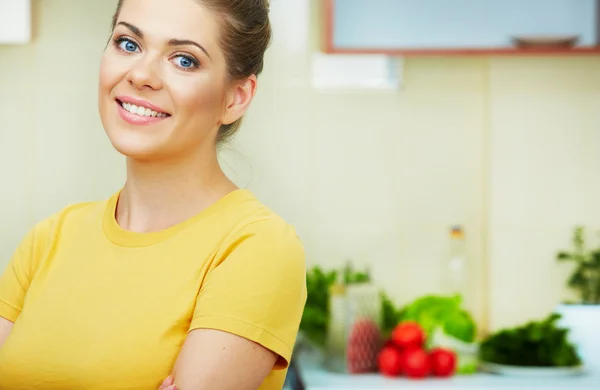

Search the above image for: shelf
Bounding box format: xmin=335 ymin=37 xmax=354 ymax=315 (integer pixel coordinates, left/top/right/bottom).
xmin=323 ymin=0 xmax=600 ymax=57
xmin=323 ymin=46 xmax=600 ymax=57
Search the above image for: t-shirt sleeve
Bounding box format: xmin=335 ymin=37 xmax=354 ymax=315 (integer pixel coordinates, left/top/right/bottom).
xmin=190 ymin=218 xmax=307 ymax=369
xmin=0 ymin=217 xmax=55 ymax=322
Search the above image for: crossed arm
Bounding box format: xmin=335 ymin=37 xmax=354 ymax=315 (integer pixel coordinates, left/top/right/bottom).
xmin=159 ymin=328 xmax=278 ymax=390
xmin=0 ymin=317 xmax=13 ymax=348
xmin=0 ymin=317 xmax=279 ymax=390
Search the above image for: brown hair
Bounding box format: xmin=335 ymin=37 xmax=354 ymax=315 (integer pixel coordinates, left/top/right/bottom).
xmin=110 ymin=0 xmax=272 ymax=144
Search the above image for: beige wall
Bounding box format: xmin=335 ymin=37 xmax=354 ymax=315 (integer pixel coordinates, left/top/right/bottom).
xmin=1 ymin=0 xmax=599 ymax=333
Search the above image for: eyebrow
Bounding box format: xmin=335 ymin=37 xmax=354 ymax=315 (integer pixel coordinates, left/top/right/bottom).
xmin=116 ymin=21 xmax=211 ymax=60
xmin=117 ymin=21 xmax=142 ymax=38
xmin=168 ymin=39 xmax=211 ymax=60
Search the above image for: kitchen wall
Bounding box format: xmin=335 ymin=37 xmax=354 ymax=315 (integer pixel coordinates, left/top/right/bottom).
xmin=1 ymin=0 xmax=599 ymax=333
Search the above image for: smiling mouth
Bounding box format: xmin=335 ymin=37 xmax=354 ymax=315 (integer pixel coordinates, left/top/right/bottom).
xmin=116 ymin=99 xmax=171 ymax=118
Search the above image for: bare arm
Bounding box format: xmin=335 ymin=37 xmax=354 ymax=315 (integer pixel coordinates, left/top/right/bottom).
xmin=0 ymin=317 xmax=14 ymax=349
xmin=170 ymin=328 xmax=278 ymax=390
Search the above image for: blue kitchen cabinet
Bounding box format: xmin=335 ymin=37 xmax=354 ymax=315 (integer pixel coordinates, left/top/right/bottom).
xmin=323 ymin=0 xmax=600 ymax=55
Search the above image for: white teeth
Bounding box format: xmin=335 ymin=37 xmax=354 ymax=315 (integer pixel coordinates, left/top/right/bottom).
xmin=120 ymin=101 xmax=168 ymax=118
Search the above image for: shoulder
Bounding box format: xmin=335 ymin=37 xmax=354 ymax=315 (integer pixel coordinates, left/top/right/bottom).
xmin=208 ymin=193 xmax=306 ymax=288
xmin=8 ymin=197 xmax=111 ymax=278
xmin=26 ymin=196 xmax=111 ymax=247
xmin=34 ymin=198 xmax=109 ymax=234
xmin=217 ymin=192 xmax=306 ymax=271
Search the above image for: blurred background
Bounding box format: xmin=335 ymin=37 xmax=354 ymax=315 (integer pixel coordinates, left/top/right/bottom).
xmin=1 ymin=0 xmax=600 ymax=387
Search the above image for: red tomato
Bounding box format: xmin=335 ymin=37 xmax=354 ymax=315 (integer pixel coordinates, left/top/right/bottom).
xmin=377 ymin=346 xmax=403 ymax=377
xmin=391 ymin=321 xmax=426 ymax=350
xmin=402 ymin=348 xmax=431 ymax=379
xmin=382 ymin=338 xmax=396 ymax=349
xmin=429 ymin=347 xmax=457 ymax=377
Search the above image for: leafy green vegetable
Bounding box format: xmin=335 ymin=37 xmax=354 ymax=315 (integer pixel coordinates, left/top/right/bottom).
xmin=479 ymin=313 xmax=581 ymax=367
xmin=556 ymin=226 xmax=600 ymax=304
xmin=380 ymin=292 xmax=404 ymax=338
xmin=399 ymin=294 xmax=476 ymax=343
xmin=460 ymin=361 xmax=479 ymax=374
xmin=300 ymin=266 xmax=337 ymax=346
xmin=300 ymin=265 xmax=399 ymax=346
xmin=342 ymin=266 xmax=370 ymax=284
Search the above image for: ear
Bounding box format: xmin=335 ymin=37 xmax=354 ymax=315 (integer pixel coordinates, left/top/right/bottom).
xmin=221 ymin=75 xmax=257 ymax=126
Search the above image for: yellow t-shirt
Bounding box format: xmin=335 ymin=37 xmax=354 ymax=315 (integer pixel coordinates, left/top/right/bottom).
xmin=0 ymin=189 xmax=307 ymax=390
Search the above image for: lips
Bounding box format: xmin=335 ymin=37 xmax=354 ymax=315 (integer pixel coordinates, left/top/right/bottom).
xmin=114 ymin=96 xmax=171 ymax=125
xmin=116 ymin=96 xmax=170 ymax=117
xmin=117 ymin=100 xmax=169 ymax=118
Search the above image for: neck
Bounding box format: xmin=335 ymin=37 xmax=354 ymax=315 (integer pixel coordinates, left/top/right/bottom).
xmin=116 ymin=151 xmax=237 ymax=233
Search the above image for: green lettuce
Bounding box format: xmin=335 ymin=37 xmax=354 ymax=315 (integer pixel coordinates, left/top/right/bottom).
xmin=399 ymin=294 xmax=476 ymax=343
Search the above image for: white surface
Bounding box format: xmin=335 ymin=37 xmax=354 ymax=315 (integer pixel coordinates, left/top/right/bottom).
xmin=298 ymin=350 xmax=600 ymax=390
xmin=310 ymin=53 xmax=403 ymax=90
xmin=0 ymin=0 xmax=31 ymax=44
xmin=301 ymin=364 xmax=600 ymax=389
xmin=556 ymin=304 xmax=600 ymax=371
xmin=480 ymin=362 xmax=585 ymax=378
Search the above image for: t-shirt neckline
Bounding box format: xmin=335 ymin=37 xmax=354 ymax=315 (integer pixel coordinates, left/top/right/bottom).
xmin=102 ymin=188 xmax=251 ymax=248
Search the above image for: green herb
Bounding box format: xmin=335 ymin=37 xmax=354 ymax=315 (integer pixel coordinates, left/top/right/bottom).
xmin=342 ymin=266 xmax=369 ymax=284
xmin=300 ymin=265 xmax=399 ymax=346
xmin=300 ymin=266 xmax=337 ymax=346
xmin=479 ymin=313 xmax=581 ymax=367
xmin=556 ymin=226 xmax=600 ymax=304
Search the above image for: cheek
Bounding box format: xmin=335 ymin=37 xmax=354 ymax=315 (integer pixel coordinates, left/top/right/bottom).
xmin=99 ymin=50 xmax=125 ymax=96
xmin=168 ymin=75 xmax=225 ymax=120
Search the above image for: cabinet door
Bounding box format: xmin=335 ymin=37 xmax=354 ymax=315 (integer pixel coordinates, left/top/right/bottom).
xmin=327 ymin=0 xmax=598 ymax=53
xmin=0 ymin=0 xmax=32 ymax=44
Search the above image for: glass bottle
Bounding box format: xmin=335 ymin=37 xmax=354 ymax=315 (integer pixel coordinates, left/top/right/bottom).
xmin=441 ymin=225 xmax=470 ymax=301
xmin=325 ymin=271 xmax=347 ymax=373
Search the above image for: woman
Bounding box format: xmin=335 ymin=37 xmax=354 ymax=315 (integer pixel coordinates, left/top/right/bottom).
xmin=0 ymin=0 xmax=307 ymax=389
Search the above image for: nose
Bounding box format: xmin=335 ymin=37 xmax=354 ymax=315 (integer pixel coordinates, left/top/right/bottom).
xmin=127 ymin=55 xmax=163 ymax=91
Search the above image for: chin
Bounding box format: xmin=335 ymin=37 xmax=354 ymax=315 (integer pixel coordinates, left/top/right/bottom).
xmin=106 ymin=132 xmax=167 ymax=160
xmin=100 ymin=101 xmax=172 ymax=161
xmin=102 ymin=120 xmax=172 ymax=161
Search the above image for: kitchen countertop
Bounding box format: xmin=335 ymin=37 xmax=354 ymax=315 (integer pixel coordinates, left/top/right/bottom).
xmin=291 ymin=355 xmax=600 ymax=390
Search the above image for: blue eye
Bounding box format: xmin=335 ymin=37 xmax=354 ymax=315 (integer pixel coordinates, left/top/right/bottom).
xmin=118 ymin=39 xmax=139 ymax=52
xmin=173 ymin=55 xmax=198 ymax=69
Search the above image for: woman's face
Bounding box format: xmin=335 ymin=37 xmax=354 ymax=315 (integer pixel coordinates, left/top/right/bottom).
xmin=98 ymin=0 xmax=250 ymax=161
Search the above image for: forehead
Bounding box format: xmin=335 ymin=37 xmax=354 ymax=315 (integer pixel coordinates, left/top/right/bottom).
xmin=116 ymin=0 xmax=221 ymax=46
